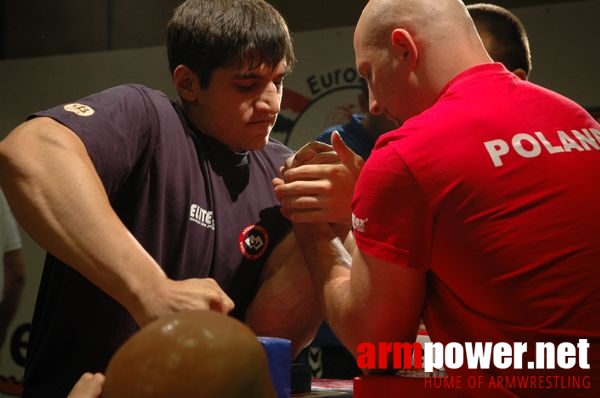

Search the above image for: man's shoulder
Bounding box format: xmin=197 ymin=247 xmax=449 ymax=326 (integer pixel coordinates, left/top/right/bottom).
xmin=105 ymin=84 xmax=170 ymax=103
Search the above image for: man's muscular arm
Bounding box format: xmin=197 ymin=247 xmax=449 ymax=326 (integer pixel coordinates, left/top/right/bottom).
xmin=246 ymin=231 xmax=322 ymax=357
xmin=0 ymin=118 xmax=233 ymax=327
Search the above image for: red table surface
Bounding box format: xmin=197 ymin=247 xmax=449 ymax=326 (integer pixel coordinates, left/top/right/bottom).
xmin=293 ymin=370 xmax=462 ymax=398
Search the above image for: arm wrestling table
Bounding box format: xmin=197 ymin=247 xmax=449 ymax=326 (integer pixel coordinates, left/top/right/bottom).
xmin=293 ymin=371 xmax=457 ymax=398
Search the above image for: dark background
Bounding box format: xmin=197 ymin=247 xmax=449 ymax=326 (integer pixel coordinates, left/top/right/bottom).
xmin=0 ymin=0 xmax=579 ymax=60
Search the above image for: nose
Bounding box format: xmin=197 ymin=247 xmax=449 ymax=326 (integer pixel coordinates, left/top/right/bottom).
xmin=369 ymin=97 xmax=383 ymax=115
xmin=256 ymin=82 xmax=281 ymax=115
xmin=366 ymin=84 xmax=384 ymax=116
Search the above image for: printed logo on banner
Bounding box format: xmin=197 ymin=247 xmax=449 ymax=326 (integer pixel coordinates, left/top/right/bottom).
xmin=274 ymin=74 xmax=361 ymax=150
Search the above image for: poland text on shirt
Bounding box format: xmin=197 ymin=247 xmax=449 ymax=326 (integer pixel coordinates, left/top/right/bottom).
xmin=484 ymin=127 xmax=600 ymax=167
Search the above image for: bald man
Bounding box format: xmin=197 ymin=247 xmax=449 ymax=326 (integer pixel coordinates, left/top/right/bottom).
xmin=275 ymin=3 xmax=534 ymax=227
xmin=277 ymin=0 xmax=600 ymax=395
xmin=67 ymin=310 xmax=276 ymax=398
xmin=292 ymin=3 xmax=539 ymax=381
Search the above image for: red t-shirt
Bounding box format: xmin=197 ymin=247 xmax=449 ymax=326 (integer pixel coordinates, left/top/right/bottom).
xmin=352 ymin=63 xmax=600 ymax=393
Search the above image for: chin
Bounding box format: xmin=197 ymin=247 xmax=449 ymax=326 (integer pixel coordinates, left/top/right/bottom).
xmin=249 ymin=135 xmax=270 ymax=150
xmin=234 ymin=135 xmax=269 ymax=152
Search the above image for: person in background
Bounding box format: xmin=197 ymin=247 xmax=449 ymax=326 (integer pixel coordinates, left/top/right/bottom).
xmin=316 ymin=77 xmax=398 ymax=161
xmin=467 ymin=2 xmax=532 ymax=80
xmin=65 ymin=374 xmax=104 ymax=398
xmin=66 ymin=311 xmax=276 ymax=398
xmin=0 ymin=188 xmax=25 ymax=359
xmin=0 ymin=0 xmax=321 ymax=396
xmin=298 ymin=2 xmax=535 ymax=380
xmin=277 ymin=0 xmax=600 ymax=396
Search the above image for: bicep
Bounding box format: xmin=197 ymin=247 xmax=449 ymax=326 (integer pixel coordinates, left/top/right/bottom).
xmin=8 ymin=86 xmax=158 ymax=196
xmin=0 ymin=117 xmax=101 ymax=211
xmin=1 ymin=117 xmax=92 ymax=172
xmin=248 ymin=232 xmax=322 ymax=355
xmin=254 ymin=231 xmax=317 ymax=313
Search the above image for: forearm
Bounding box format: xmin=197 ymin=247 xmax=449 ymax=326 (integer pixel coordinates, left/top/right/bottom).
xmin=246 ymin=232 xmax=323 ymax=358
xmin=292 ymin=222 xmax=366 ymax=354
xmin=331 ymin=222 xmax=353 ymax=246
xmin=247 ymin=276 xmax=322 ymax=358
xmin=294 ymin=221 xmax=427 ymax=362
xmin=0 ymin=119 xmax=167 ymax=324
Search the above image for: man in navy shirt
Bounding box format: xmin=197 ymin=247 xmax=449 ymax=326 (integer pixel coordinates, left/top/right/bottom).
xmin=0 ymin=1 xmax=321 ymax=396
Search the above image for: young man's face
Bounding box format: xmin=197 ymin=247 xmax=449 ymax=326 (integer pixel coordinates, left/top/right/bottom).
xmin=193 ymin=60 xmax=289 ymax=152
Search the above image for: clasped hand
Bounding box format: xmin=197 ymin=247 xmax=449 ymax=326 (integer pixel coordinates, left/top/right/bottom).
xmin=273 ymin=131 xmax=364 ymax=224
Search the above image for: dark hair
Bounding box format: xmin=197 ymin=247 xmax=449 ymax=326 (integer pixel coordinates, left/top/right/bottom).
xmin=167 ymin=0 xmax=296 ymax=88
xmin=467 ymin=3 xmax=532 ymax=76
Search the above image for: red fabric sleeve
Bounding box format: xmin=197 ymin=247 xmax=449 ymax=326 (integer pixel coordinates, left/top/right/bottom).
xmin=351 ymin=146 xmax=432 ymax=269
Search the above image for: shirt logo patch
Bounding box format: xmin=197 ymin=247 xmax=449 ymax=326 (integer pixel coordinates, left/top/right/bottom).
xmin=352 ymin=213 xmax=368 ymax=233
xmin=239 ymin=224 xmax=269 ymax=260
xmin=189 ymin=204 xmax=215 ymax=230
xmin=63 ymin=103 xmax=95 ymax=117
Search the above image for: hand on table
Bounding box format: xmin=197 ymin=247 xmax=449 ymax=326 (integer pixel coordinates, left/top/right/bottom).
xmin=133 ymin=277 xmax=235 ymax=327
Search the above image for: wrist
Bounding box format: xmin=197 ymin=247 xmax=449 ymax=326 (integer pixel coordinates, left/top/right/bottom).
xmin=121 ymin=262 xmax=168 ymax=326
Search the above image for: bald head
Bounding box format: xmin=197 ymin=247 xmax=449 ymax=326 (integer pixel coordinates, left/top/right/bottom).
xmin=357 ymin=0 xmax=484 ymax=52
xmin=354 ymin=0 xmax=492 ymax=121
xmin=102 ymin=311 xmax=276 ymax=398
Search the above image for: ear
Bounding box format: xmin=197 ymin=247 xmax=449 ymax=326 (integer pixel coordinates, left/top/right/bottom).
xmin=173 ymin=65 xmax=200 ymax=102
xmin=391 ymin=28 xmax=418 ymax=70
